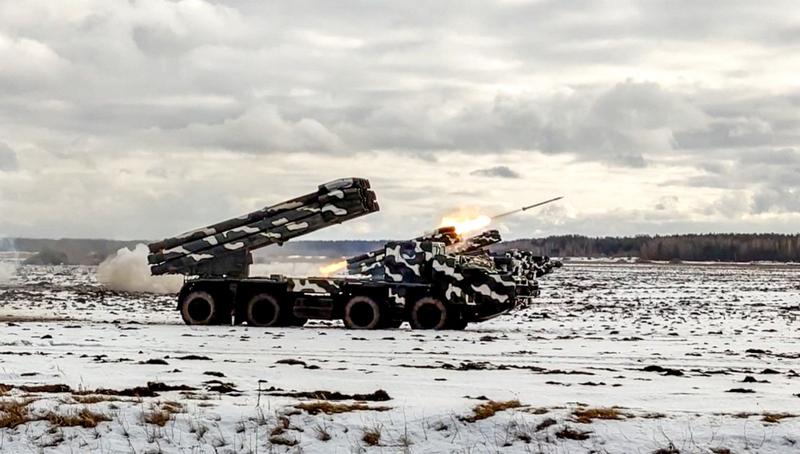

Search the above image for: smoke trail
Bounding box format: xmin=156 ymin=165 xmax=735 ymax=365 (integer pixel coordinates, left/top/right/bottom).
xmin=0 ymin=237 xmax=17 ymax=284
xmin=97 ymin=244 xmax=182 ymax=294
xmin=0 ymin=262 xmax=14 ymax=284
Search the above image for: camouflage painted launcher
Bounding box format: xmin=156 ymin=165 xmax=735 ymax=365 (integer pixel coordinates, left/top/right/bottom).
xmin=346 ymin=228 xmax=502 ymax=277
xmin=346 ymin=226 xmax=460 ymax=277
xmin=148 ymin=178 xmax=379 ymax=277
xmin=452 ymin=230 xmax=502 ymax=254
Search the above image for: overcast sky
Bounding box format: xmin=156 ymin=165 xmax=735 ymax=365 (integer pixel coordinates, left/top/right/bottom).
xmin=1 ymin=0 xmax=798 ymax=241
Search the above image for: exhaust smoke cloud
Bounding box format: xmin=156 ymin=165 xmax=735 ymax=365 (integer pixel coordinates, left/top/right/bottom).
xmin=0 ymin=237 xmax=17 ymax=284
xmin=97 ymin=244 xmax=182 ymax=294
xmin=0 ymin=262 xmax=15 ymax=284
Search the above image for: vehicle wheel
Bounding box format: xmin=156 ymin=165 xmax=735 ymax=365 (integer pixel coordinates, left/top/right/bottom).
xmin=180 ymin=291 xmax=218 ymax=325
xmin=343 ymin=296 xmax=382 ymax=329
xmin=245 ymin=293 xmax=282 ymax=327
xmin=410 ymin=297 xmax=448 ymax=330
xmin=211 ymin=310 xmax=233 ymax=326
xmin=447 ymin=314 xmax=468 ymax=330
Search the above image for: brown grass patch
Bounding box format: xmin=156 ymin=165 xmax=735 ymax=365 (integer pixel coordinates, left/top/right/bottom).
xmin=143 ymin=401 xmax=184 ymax=426
xmin=44 ymin=408 xmax=110 ymax=428
xmin=71 ymin=394 xmax=121 ymax=404
xmin=20 ymin=384 xmax=71 ymax=393
xmin=294 ymin=401 xmax=391 ymax=415
xmin=462 ymin=399 xmax=522 ymax=423
xmin=536 ymin=418 xmax=557 ymax=431
xmin=362 ymin=425 xmax=382 ymax=446
xmin=762 ymin=412 xmax=797 ymax=423
xmin=0 ymin=384 xmax=11 ymax=395
xmin=571 ymin=407 xmax=625 ymax=423
xmin=143 ymin=409 xmax=171 ymax=426
xmin=0 ymin=399 xmax=31 ymax=428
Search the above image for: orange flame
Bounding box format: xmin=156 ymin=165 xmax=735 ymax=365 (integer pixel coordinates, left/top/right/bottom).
xmin=439 ymin=214 xmax=492 ymax=235
xmin=319 ymin=260 xmax=347 ymax=276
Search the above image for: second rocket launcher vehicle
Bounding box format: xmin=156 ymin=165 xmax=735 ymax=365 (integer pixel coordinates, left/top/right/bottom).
xmin=148 ymin=178 xmax=379 ymax=278
xmin=346 ymin=197 xmax=563 ymax=277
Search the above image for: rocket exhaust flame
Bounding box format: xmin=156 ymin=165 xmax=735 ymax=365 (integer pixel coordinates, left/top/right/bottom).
xmin=319 ymin=260 xmax=347 ymax=276
xmin=439 ymin=214 xmax=492 ymax=235
xmin=439 ymin=196 xmax=564 ymax=235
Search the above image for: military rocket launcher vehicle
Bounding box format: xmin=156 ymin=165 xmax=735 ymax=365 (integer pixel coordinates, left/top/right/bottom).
xmin=345 ymin=197 xmax=565 ymax=308
xmin=148 ymin=177 xmax=523 ymax=329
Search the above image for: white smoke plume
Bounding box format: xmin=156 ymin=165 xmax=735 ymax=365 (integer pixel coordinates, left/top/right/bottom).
xmin=0 ymin=261 xmax=15 ymax=284
xmin=97 ymin=244 xmax=182 ymax=294
xmin=0 ymin=237 xmax=17 ymax=284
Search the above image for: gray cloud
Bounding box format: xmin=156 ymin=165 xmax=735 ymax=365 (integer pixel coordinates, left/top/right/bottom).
xmin=1 ymin=1 xmax=799 ymax=239
xmin=0 ymin=143 xmax=18 ymax=171
xmin=470 ymin=166 xmax=521 ymax=179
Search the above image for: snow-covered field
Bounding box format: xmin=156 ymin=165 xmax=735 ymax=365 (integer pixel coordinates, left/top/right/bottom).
xmin=0 ymin=262 xmax=798 ymax=453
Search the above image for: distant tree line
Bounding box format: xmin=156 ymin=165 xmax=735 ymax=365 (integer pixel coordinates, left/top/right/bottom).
xmin=5 ymin=234 xmax=800 ymax=264
xmin=494 ymin=234 xmax=800 ymax=262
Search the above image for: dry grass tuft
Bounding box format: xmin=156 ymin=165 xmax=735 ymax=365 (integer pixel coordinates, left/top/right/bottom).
xmin=45 ymin=408 xmax=110 ymax=428
xmin=269 ymin=434 xmax=298 ymax=446
xmin=462 ymin=399 xmax=522 ymax=422
xmin=762 ymin=412 xmax=797 ymax=423
xmin=180 ymin=391 xmax=214 ymax=400
xmin=20 ymin=384 xmax=71 ymax=393
xmin=555 ymin=425 xmax=591 ymax=440
xmin=571 ymin=407 xmax=625 ymax=423
xmin=270 ymin=416 xmax=290 ymax=436
xmin=0 ymin=399 xmax=31 ymax=429
xmin=0 ymin=384 xmax=12 ymax=396
xmin=314 ymin=423 xmax=331 ymax=441
xmin=652 ymin=447 xmax=680 ymax=454
xmin=535 ymin=418 xmax=557 ymax=431
xmin=294 ymin=401 xmax=391 ymax=415
xmin=0 ymin=398 xmax=35 ymax=412
xmin=71 ymin=394 xmax=120 ymax=404
xmin=143 ymin=409 xmax=171 ymax=426
xmin=161 ymin=401 xmax=184 ymax=414
xmin=143 ymin=401 xmax=184 ymax=426
xmin=362 ymin=425 xmax=382 ymax=446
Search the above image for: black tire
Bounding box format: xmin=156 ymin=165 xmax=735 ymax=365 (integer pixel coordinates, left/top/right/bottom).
xmin=447 ymin=314 xmax=468 ymax=330
xmin=245 ymin=293 xmax=282 ymax=327
xmin=410 ymin=297 xmax=448 ymax=330
xmin=343 ymin=296 xmax=382 ymax=329
xmin=180 ymin=291 xmax=218 ymax=325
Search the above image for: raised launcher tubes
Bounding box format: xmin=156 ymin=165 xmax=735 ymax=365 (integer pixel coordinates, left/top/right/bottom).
xmin=147 ymin=178 xmax=379 ymax=278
